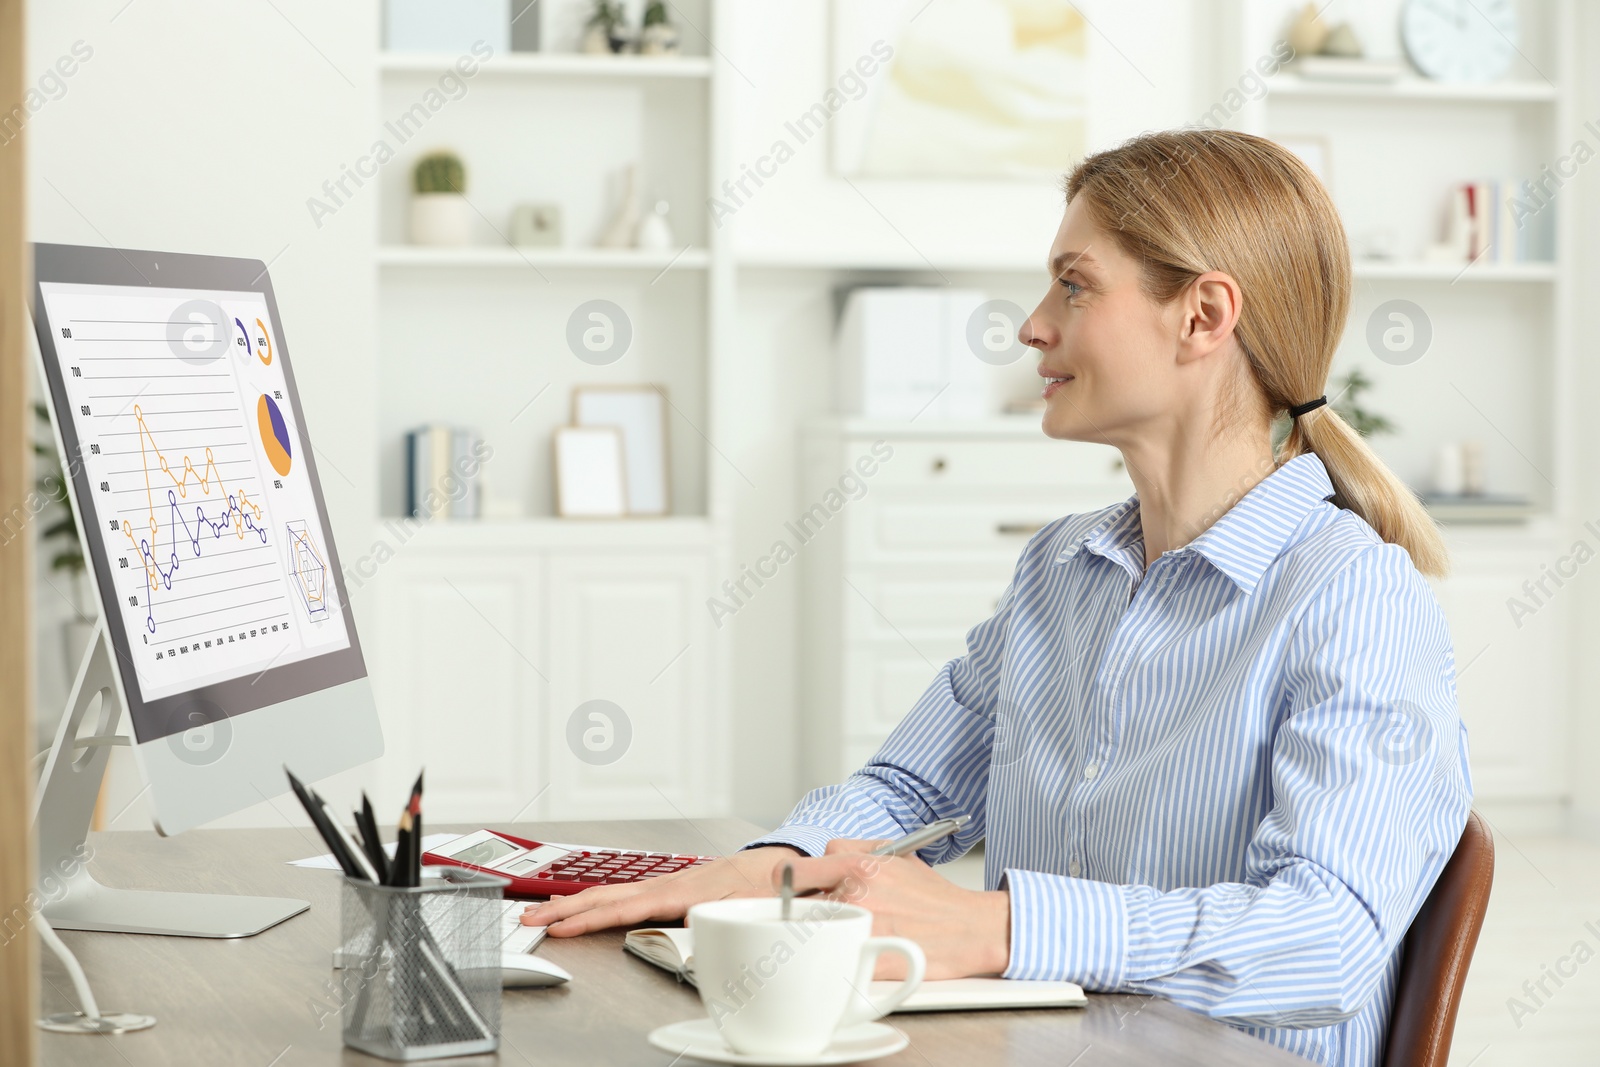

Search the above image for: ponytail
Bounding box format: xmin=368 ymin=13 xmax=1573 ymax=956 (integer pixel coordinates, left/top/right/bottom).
xmin=1284 ymin=407 xmax=1449 ymax=578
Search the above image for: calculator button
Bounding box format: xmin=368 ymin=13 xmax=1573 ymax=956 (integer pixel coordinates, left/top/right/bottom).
xmin=550 ymin=872 xmax=581 ymax=881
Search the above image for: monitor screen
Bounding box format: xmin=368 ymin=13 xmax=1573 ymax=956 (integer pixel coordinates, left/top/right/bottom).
xmin=34 ymin=259 xmax=367 ymax=745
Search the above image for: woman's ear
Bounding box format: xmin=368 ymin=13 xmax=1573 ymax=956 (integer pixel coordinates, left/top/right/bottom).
xmin=1176 ymin=270 xmax=1243 ymax=366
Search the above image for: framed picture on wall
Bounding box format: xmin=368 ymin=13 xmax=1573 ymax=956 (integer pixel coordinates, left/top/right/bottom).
xmin=553 ymin=425 xmax=628 ymax=518
xmin=830 ymin=0 xmax=1089 ymax=178
xmin=572 ymin=385 xmax=670 ymax=516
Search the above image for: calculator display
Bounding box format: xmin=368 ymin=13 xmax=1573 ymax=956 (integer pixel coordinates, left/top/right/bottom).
xmin=450 ymin=838 xmax=519 ymax=865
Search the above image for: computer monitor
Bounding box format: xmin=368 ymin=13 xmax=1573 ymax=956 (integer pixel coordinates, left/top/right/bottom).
xmin=29 ymin=242 xmax=383 ymax=936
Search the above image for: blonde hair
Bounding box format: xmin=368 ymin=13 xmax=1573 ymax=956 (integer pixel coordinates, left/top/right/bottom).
xmin=1064 ymin=128 xmax=1448 ymax=579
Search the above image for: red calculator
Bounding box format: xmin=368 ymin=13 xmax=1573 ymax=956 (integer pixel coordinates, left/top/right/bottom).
xmin=422 ymin=829 xmax=716 ymax=898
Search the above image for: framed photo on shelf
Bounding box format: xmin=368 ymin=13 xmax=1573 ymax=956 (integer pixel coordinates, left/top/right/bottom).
xmin=553 ymin=425 xmax=628 ymax=518
xmin=572 ymin=384 xmax=670 ymax=516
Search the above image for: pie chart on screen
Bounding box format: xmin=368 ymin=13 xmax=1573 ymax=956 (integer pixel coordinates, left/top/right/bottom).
xmin=257 ymin=395 xmax=293 ymax=476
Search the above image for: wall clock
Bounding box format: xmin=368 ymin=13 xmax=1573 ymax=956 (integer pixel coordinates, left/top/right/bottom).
xmin=1401 ymin=0 xmax=1518 ymax=83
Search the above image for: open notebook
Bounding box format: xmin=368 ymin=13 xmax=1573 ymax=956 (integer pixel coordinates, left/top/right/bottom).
xmin=623 ymin=928 xmax=1085 ymax=1012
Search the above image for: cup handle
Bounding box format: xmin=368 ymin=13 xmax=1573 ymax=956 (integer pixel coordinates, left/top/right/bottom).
xmin=838 ymin=936 xmax=925 ymax=1028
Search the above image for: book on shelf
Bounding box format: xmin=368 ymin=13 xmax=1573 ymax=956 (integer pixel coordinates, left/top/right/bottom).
xmin=622 ymin=927 xmax=1086 ymax=1012
xmin=405 ymin=423 xmax=485 ymax=520
xmin=1439 ymin=179 xmax=1543 ymax=265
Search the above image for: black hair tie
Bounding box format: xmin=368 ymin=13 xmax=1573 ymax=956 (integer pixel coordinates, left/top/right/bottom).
xmin=1288 ymin=395 xmax=1328 ymax=419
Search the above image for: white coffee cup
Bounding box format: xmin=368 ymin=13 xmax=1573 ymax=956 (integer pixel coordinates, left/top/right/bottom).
xmin=687 ymin=897 xmax=925 ymax=1058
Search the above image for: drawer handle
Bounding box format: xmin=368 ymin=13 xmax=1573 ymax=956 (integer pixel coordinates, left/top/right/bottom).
xmin=996 ymin=522 xmax=1047 ymax=536
xmin=931 ymin=457 xmax=948 ymax=473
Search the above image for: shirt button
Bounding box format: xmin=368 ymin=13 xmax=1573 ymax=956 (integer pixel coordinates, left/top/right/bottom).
xmin=1083 ymin=762 xmax=1100 ymax=780
xmin=1068 ymin=858 xmax=1082 ymax=877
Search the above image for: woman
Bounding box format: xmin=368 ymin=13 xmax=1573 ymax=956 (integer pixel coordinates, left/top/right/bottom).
xmin=524 ymin=129 xmax=1472 ymax=1067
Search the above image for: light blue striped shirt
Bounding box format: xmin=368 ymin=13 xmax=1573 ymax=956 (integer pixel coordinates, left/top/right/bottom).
xmin=750 ymin=451 xmax=1472 ymax=1067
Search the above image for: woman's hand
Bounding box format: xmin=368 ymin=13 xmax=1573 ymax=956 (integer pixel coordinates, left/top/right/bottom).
xmin=785 ymin=838 xmax=1011 ymax=981
xmin=520 ymin=846 xmax=802 ymax=936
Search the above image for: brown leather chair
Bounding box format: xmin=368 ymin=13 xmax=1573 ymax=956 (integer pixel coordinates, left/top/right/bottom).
xmin=1382 ymin=811 xmax=1495 ymax=1067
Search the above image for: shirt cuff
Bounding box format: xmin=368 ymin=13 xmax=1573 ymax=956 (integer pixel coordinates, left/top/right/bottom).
xmin=1001 ymin=868 xmax=1129 ymax=989
xmin=739 ymin=824 xmax=840 ymax=858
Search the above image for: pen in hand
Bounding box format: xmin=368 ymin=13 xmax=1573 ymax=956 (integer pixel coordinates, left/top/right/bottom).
xmin=793 ymin=815 xmax=971 ymax=899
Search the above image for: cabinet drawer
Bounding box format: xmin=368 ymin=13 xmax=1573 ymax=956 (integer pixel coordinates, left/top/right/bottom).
xmin=852 ymin=490 xmax=1127 ymax=560
xmin=870 ymin=438 xmax=1127 ymax=489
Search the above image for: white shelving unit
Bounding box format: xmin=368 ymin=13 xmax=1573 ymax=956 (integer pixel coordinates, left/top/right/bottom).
xmin=367 ymin=0 xmax=732 ymax=821
xmin=377 ymin=245 xmax=711 ymax=270
xmin=379 ymin=51 xmax=712 ymax=79
xmin=1222 ymin=0 xmax=1577 ymax=832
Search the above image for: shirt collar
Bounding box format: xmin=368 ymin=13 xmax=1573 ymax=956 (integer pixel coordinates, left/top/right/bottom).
xmin=1054 ymin=452 xmax=1336 ymax=595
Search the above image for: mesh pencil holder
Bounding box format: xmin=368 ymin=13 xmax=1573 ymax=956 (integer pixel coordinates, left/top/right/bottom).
xmin=338 ymin=869 xmax=508 ymax=1061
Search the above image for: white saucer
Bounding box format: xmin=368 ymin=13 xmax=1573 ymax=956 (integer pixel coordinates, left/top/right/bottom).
xmin=647 ymin=1017 xmax=908 ymax=1065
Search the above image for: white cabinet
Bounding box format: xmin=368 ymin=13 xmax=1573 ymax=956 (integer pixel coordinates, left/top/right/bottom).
xmin=799 ymin=421 xmax=1134 ymax=788
xmin=546 ymin=551 xmax=716 ymax=820
xmin=380 ymin=555 xmax=544 ymax=822
xmin=371 ymin=522 xmax=725 ymax=822
xmin=1427 ymin=528 xmax=1571 ymax=817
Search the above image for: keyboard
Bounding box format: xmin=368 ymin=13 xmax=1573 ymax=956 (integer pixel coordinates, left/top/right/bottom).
xmin=500 ymin=899 xmax=547 ymax=955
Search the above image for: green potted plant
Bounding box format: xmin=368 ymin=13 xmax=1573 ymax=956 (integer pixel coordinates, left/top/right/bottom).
xmin=409 ymin=150 xmax=472 ymax=247
xmin=639 ymin=1 xmax=679 ymax=55
xmin=34 ymin=402 xmax=96 ymax=674
xmin=582 ymin=0 xmax=628 ymax=54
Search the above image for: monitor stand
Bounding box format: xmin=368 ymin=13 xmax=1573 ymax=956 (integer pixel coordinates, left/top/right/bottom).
xmin=33 ymin=623 xmax=309 ymax=938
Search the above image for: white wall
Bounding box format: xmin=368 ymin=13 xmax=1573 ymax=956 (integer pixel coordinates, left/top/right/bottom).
xmin=26 ymin=0 xmax=379 ymax=829
xmin=1567 ymin=0 xmax=1600 ymax=842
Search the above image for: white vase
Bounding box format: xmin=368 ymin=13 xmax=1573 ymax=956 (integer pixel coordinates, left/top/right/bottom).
xmin=409 ymin=194 xmax=473 ymax=247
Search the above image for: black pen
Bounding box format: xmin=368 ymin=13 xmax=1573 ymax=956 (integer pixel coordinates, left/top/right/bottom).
xmin=285 ymin=767 xmax=367 ymax=879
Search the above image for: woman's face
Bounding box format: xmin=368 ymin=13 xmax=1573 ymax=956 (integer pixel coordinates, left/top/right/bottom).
xmin=1025 ymin=200 xmax=1190 ymax=446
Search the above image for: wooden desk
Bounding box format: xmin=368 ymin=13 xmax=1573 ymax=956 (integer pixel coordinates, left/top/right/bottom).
xmin=41 ymin=820 xmax=1311 ymax=1067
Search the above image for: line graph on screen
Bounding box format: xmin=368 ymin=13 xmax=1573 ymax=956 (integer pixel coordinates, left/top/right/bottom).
xmin=108 ymin=399 xmax=288 ymax=640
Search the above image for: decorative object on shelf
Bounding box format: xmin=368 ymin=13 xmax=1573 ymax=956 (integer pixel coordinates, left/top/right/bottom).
xmin=34 ymin=401 xmax=96 ymax=675
xmin=553 ymin=426 xmax=628 ymax=518
xmin=1320 ymin=21 xmax=1362 ymax=58
xmin=1461 ymin=439 xmax=1485 ymax=496
xmin=406 ymin=424 xmax=488 ymax=520
xmin=1285 ymin=3 xmax=1329 ymax=55
xmin=1402 ymin=0 xmax=1517 ymax=84
xmin=510 ymin=202 xmax=563 ymax=247
xmin=1422 ymin=178 xmax=1541 ymax=265
xmin=1430 ymin=439 xmax=1493 ymax=498
xmin=837 ymin=287 xmax=1033 ymax=421
xmin=572 ymin=385 xmax=670 ymax=516
xmin=634 ymin=199 xmax=673 ymax=251
xmin=598 ymin=164 xmax=642 ymax=248
xmin=384 ymin=0 xmax=510 ymax=54
xmin=1292 ymin=55 xmax=1404 ymax=82
xmin=409 ymin=151 xmax=473 ymax=247
xmin=831 ymin=0 xmax=1085 ymax=178
xmin=1419 ymin=491 xmax=1533 ymax=523
xmin=1283 ymin=8 xmax=1404 ymax=83
xmin=1356 ymin=226 xmax=1399 ymax=261
xmin=581 ymin=0 xmax=629 ymax=54
xmin=1432 ymin=441 xmax=1466 ymax=496
xmin=639 ymin=0 xmax=680 ymax=56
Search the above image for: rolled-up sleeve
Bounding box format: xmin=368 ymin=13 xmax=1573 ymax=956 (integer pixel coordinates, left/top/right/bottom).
xmin=1000 ymin=544 xmax=1472 ymax=1029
